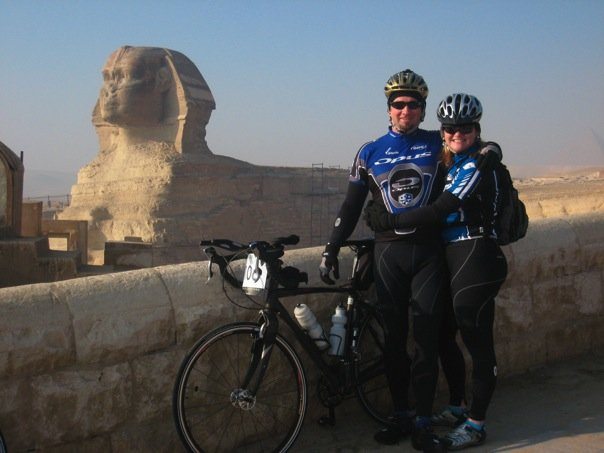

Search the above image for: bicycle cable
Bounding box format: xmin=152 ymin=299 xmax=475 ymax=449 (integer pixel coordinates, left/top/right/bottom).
xmin=221 ymin=250 xmax=265 ymax=310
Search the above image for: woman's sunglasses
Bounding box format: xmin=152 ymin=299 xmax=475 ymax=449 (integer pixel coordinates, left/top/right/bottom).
xmin=442 ymin=125 xmax=475 ymax=135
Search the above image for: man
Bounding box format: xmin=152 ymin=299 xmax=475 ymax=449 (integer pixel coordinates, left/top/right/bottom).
xmin=319 ymin=69 xmax=450 ymax=452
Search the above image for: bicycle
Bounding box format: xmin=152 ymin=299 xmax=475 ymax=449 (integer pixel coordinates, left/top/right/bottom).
xmin=172 ymin=235 xmax=393 ymax=452
xmin=0 ymin=429 xmax=6 ymax=453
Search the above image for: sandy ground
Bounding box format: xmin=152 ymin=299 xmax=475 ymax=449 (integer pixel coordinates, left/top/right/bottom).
xmin=516 ymin=170 xmax=604 ymax=220
xmin=292 ymin=353 xmax=604 ymax=452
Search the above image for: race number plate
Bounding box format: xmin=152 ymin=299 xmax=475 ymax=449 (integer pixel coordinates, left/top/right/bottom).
xmin=242 ymin=253 xmax=268 ymax=295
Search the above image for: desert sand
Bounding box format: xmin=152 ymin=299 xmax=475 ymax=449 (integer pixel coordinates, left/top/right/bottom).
xmin=515 ymin=167 xmax=603 ymax=220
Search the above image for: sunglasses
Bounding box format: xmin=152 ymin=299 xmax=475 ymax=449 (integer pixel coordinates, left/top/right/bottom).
xmin=390 ymin=101 xmax=422 ymax=111
xmin=442 ymin=125 xmax=475 ymax=135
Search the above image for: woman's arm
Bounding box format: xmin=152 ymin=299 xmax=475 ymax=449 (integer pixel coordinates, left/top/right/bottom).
xmin=365 ymin=191 xmax=461 ymax=231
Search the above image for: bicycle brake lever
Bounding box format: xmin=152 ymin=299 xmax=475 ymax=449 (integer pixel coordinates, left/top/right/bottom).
xmin=206 ymin=256 xmax=214 ymax=283
xmin=203 ymin=247 xmax=216 ymax=283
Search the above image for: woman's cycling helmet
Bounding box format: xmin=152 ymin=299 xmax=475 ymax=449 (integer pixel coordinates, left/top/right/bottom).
xmin=437 ymin=93 xmax=483 ymax=125
xmin=384 ymin=69 xmax=429 ymax=104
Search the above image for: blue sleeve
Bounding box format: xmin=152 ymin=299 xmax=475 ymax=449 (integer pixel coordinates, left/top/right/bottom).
xmin=445 ymin=159 xmax=482 ymax=201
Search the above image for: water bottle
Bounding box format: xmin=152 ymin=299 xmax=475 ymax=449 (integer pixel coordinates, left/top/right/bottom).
xmin=328 ymin=305 xmax=347 ymax=356
xmin=294 ymin=304 xmax=329 ymax=350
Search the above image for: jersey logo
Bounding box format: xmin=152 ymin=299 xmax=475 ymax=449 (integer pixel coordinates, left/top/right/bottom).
xmin=387 ymin=164 xmax=424 ymax=208
xmin=375 ymin=151 xmax=432 ymax=165
xmin=410 ymin=144 xmax=427 ymax=151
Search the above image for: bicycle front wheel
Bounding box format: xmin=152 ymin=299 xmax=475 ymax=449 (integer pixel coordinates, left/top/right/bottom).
xmin=354 ymin=309 xmax=394 ymax=424
xmin=173 ymin=322 xmax=307 ymax=453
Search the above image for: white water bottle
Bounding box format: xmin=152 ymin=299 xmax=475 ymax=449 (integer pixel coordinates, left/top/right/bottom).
xmin=294 ymin=304 xmax=329 ymax=350
xmin=328 ymin=305 xmax=347 ymax=356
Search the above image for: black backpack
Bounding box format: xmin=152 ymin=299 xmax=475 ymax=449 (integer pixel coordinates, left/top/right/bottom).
xmin=493 ymin=163 xmax=529 ymax=245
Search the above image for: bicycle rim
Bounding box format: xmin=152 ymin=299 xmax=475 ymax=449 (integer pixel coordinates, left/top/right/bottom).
xmin=354 ymin=311 xmax=394 ymax=424
xmin=173 ymin=322 xmax=307 ymax=453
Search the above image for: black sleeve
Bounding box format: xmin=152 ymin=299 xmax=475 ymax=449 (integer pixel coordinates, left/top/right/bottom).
xmin=326 ymin=182 xmax=368 ymax=250
xmin=392 ymin=191 xmax=461 ymax=229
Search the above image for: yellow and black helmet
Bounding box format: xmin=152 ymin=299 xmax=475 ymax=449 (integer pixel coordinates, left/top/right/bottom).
xmin=384 ymin=69 xmax=429 ymax=104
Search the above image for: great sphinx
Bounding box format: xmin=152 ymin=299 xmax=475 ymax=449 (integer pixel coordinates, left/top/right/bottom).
xmin=60 ymin=46 xmax=345 ymax=265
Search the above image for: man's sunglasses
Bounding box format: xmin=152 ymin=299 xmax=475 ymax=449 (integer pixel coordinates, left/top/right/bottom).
xmin=390 ymin=101 xmax=422 ymax=110
xmin=442 ymin=125 xmax=475 ymax=135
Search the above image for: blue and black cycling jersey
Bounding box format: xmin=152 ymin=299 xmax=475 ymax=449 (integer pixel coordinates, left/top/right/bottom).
xmin=441 ymin=147 xmax=501 ymax=242
xmin=327 ymin=127 xmax=443 ymax=247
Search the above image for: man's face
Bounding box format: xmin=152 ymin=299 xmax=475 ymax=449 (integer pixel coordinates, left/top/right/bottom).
xmin=388 ymin=95 xmax=424 ymax=134
xmin=99 ymin=48 xmax=169 ymax=127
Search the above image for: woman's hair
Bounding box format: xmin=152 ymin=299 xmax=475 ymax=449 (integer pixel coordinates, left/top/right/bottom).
xmin=440 ymin=123 xmax=483 ymax=168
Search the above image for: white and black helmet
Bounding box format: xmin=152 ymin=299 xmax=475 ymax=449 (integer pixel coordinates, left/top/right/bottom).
xmin=437 ymin=93 xmax=482 ymax=125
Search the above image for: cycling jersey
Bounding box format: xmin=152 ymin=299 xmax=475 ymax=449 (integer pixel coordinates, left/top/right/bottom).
xmin=441 ymin=147 xmax=501 ymax=243
xmin=327 ymin=127 xmax=443 ymax=247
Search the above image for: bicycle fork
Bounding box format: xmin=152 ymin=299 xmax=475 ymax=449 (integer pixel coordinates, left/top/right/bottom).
xmin=231 ymin=310 xmax=278 ymax=410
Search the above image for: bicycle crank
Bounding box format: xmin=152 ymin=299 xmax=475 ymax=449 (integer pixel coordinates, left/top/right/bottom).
xmin=317 ymin=375 xmax=343 ymax=408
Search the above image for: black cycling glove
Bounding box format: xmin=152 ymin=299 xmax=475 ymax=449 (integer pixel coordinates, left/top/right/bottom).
xmin=319 ymin=243 xmax=340 ymax=285
xmin=363 ymin=200 xmax=394 ymax=232
xmin=475 ymin=141 xmax=503 ymax=172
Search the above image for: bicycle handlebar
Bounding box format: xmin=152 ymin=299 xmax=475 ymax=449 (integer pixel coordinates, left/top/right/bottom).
xmin=200 ymin=235 xmax=373 ymax=292
xmin=200 ymin=235 xmax=305 ymax=290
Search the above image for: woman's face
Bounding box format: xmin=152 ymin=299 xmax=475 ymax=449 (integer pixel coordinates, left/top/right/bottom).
xmin=442 ymin=124 xmax=478 ymax=153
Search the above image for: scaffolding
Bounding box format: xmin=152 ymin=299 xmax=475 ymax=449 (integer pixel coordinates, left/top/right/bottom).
xmin=309 ymin=163 xmax=345 ymax=246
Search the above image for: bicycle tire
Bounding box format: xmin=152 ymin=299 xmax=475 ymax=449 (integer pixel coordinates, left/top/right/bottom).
xmin=173 ymin=322 xmax=307 ymax=453
xmin=354 ymin=309 xmax=394 ymax=424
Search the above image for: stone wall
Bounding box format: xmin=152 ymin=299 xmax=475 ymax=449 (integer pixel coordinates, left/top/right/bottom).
xmin=0 ymin=214 xmax=603 ymax=452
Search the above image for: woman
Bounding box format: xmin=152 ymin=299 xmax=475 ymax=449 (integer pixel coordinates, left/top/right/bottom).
xmin=365 ymin=93 xmax=509 ymax=450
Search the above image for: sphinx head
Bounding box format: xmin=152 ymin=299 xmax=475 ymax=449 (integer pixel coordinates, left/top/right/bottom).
xmin=93 ymin=46 xmax=216 ymax=153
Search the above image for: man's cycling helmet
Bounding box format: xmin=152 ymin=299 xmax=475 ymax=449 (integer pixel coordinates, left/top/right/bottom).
xmin=384 ymin=69 xmax=429 ymax=104
xmin=437 ymin=93 xmax=483 ymax=125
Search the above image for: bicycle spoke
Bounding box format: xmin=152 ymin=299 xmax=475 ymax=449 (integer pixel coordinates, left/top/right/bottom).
xmin=174 ymin=324 xmax=306 ymax=452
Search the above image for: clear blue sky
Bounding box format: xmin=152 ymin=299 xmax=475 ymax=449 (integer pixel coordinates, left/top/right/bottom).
xmin=1 ymin=0 xmax=603 ymax=180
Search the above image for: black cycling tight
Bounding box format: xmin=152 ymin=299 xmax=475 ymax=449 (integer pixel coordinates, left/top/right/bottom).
xmin=373 ymin=240 xmax=448 ymax=417
xmin=440 ymin=237 xmax=508 ymax=421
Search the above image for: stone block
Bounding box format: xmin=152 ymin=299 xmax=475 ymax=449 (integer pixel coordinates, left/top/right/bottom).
xmin=130 ymin=349 xmax=182 ymax=422
xmin=495 ymin=284 xmax=533 ymax=335
xmin=507 ymin=218 xmax=580 ymax=284
xmin=21 ymin=201 xmax=43 ymax=237
xmin=532 ymin=276 xmax=578 ymax=330
xmin=544 ymin=319 xmax=596 ymax=363
xmin=495 ymin=329 xmax=547 ymax=377
xmin=42 ymin=435 xmax=111 ymax=453
xmin=155 ymin=261 xmax=242 ymax=345
xmin=0 ymin=378 xmax=32 ymax=450
xmin=0 ymin=284 xmax=74 ymax=377
xmin=54 ymin=269 xmax=174 ymax=364
xmin=111 ymin=417 xmax=185 ymax=453
xmin=29 ymin=364 xmax=132 ymax=444
xmin=575 ymin=271 xmax=603 ymax=315
xmin=104 ymin=240 xmax=152 ymax=268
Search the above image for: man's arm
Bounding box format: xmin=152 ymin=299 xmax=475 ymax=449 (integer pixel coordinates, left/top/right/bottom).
xmin=320 ymin=181 xmax=368 ymax=284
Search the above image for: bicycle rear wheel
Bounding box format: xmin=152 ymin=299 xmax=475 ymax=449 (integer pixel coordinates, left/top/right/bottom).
xmin=354 ymin=309 xmax=394 ymax=424
xmin=173 ymin=322 xmax=307 ymax=453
